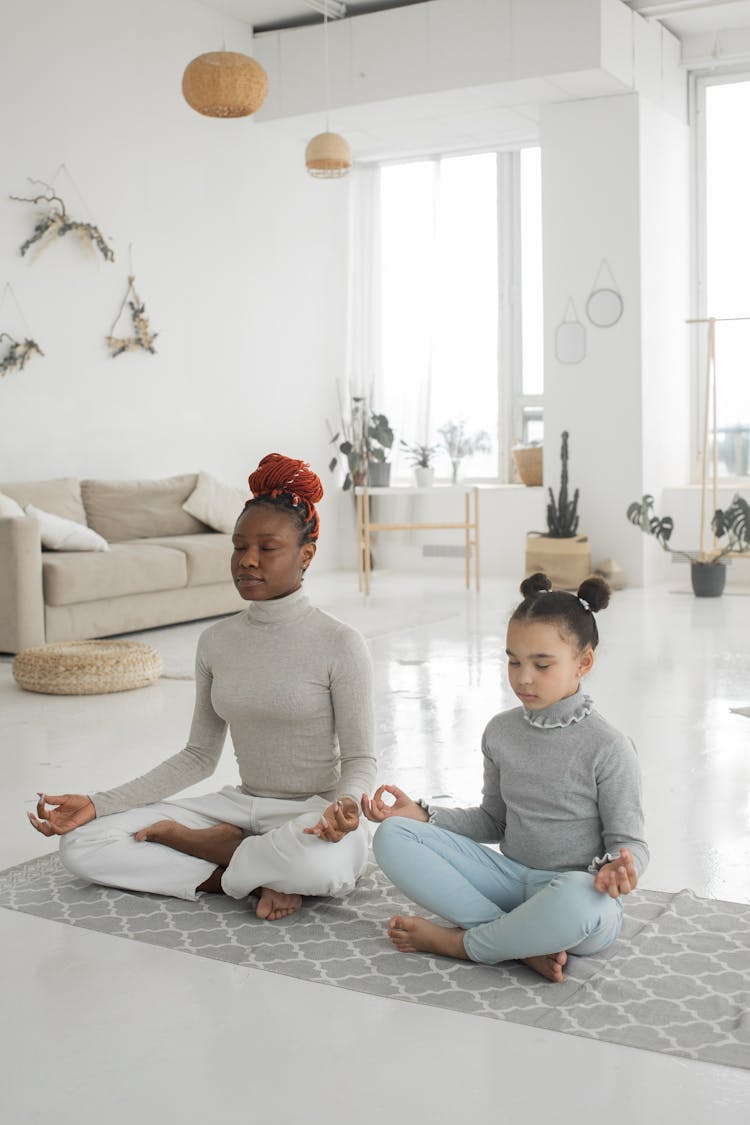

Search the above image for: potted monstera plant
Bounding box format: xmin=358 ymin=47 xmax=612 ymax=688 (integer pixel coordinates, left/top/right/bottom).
xmin=626 ymin=492 xmax=750 ymax=596
xmin=525 ymin=430 xmax=590 ymax=589
xmin=328 ymin=396 xmax=395 ymax=489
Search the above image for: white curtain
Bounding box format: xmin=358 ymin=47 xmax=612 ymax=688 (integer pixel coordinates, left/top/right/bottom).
xmin=346 ymin=164 xmax=383 ymax=404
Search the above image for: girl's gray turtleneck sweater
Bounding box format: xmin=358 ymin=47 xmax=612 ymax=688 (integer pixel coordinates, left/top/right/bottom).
xmin=91 ymin=588 xmax=375 ymax=817
xmin=428 ymin=689 xmax=649 ymax=876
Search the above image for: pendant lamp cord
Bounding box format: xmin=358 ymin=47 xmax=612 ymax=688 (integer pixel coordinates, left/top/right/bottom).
xmin=324 ymin=1 xmax=330 ymax=132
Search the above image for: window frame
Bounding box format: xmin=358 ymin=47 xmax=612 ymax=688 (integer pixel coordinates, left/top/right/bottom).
xmin=372 ymin=143 xmax=543 ymax=484
xmin=692 ymin=67 xmax=750 ymax=485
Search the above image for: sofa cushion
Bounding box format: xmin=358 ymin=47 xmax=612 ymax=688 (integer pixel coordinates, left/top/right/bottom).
xmin=26 ymin=505 xmax=110 ymax=552
xmin=182 ymin=471 xmax=247 ymax=534
xmin=0 ymin=478 xmax=87 ymax=525
xmin=81 ymin=475 xmax=211 ymax=541
xmin=142 ymin=534 xmax=233 ymax=587
xmin=0 ymin=491 xmax=25 ymax=518
xmin=43 ymin=542 xmax=188 ymax=607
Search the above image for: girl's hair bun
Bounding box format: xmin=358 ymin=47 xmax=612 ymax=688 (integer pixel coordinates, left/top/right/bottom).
xmin=577 ymin=574 xmax=610 ymax=613
xmin=249 ymin=453 xmax=324 ymax=505
xmin=520 ymin=572 xmax=552 ymax=598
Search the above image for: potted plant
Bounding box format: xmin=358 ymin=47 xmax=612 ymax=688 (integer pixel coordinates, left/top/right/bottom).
xmin=438 ymin=420 xmax=491 ymax=484
xmin=328 ymin=396 xmax=395 ymax=490
xmin=525 ymin=430 xmax=591 ymax=589
xmin=626 ymin=492 xmax=750 ymax=597
xmin=399 ymin=439 xmax=440 ymax=487
xmin=367 ymin=410 xmax=395 ymax=486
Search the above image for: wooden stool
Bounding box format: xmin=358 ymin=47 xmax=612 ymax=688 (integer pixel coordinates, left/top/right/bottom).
xmin=12 ymin=640 xmax=163 ymax=695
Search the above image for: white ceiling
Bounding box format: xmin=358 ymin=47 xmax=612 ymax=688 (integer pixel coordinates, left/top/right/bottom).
xmin=202 ymin=0 xmax=424 ymax=34
xmin=202 ymin=0 xmax=750 ymax=38
xmin=624 ymin=0 xmax=750 ymax=36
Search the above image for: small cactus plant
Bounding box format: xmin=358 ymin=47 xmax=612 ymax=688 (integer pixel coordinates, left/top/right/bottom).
xmin=546 ymin=430 xmax=580 ymax=538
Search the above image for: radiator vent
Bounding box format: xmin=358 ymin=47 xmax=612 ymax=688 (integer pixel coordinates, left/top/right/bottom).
xmin=422 ymin=544 xmax=466 ymax=558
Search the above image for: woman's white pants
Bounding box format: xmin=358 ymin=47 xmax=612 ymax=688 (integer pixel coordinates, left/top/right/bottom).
xmin=59 ymin=786 xmax=370 ymax=902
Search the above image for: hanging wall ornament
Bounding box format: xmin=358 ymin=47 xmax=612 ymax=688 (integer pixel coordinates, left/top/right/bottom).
xmin=555 ymin=298 xmax=586 ymax=365
xmin=0 ymin=284 xmax=44 ymax=377
xmin=106 ymin=274 xmax=158 ymax=357
xmin=585 ymin=259 xmax=623 ymax=328
xmin=10 ymin=175 xmax=114 ymax=263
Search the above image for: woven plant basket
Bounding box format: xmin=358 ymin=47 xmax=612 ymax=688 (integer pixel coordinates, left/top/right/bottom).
xmin=525 ymin=533 xmax=591 ymax=590
xmin=512 ymin=445 xmax=543 ymax=486
xmin=12 ymin=640 xmax=163 ymax=696
xmin=182 ymin=51 xmax=268 ymax=118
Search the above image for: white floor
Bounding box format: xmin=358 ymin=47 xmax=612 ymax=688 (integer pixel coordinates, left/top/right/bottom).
xmin=1 ymin=572 xmax=749 ymax=1122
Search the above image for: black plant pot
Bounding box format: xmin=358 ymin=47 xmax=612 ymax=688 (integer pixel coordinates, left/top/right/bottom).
xmin=690 ymin=561 xmax=726 ymax=597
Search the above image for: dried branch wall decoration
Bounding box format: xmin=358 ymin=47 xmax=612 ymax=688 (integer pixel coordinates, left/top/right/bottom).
xmin=106 ymin=275 xmax=158 ymax=357
xmin=0 ymin=332 xmax=44 ymax=377
xmin=10 ymin=179 xmax=114 ymax=262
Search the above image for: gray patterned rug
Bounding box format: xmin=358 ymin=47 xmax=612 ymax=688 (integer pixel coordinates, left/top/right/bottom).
xmin=2 ymin=854 xmax=749 ymax=1069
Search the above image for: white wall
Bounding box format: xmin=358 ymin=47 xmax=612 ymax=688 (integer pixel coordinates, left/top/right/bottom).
xmin=540 ymin=92 xmax=691 ymax=587
xmin=0 ymin=0 xmax=350 ymax=571
xmin=541 ymin=95 xmax=644 ymax=582
xmin=639 ymin=95 xmax=691 ymax=584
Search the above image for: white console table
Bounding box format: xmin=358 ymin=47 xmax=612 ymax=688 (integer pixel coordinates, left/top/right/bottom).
xmin=353 ymin=485 xmax=480 ymax=596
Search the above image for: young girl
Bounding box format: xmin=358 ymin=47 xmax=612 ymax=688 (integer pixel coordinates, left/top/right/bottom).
xmin=362 ymin=572 xmax=648 ymax=983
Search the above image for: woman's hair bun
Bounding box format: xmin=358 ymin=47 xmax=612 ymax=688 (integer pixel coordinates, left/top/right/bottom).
xmin=577 ymin=575 xmax=610 ymax=612
xmin=248 ymin=453 xmax=324 ymax=505
xmin=520 ymin=572 xmax=552 ymax=598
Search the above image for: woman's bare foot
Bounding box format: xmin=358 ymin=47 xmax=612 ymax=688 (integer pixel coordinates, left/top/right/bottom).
xmin=387 ymin=914 xmax=468 ymax=959
xmin=134 ymin=820 xmax=243 ymax=867
xmin=255 ymin=887 xmax=303 ymax=921
xmin=521 ymin=951 xmax=568 ymax=983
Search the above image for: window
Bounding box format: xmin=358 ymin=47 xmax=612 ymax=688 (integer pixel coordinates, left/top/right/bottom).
xmin=698 ymin=77 xmax=750 ymax=478
xmin=377 ymin=148 xmax=543 ymax=481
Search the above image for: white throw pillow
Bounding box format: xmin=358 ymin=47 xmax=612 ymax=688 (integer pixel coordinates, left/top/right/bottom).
xmin=25 ymin=504 xmax=110 ymax=551
xmin=182 ymin=470 xmax=247 ymax=534
xmin=0 ymin=491 xmax=25 ymax=518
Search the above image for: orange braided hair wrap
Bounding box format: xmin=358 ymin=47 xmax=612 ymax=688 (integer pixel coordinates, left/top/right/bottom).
xmin=247 ymin=453 xmax=324 ymax=542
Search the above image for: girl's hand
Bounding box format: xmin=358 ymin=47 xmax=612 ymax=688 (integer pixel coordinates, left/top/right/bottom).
xmin=361 ymin=784 xmax=428 ymax=824
xmin=27 ymin=793 xmax=96 ymax=837
xmin=593 ymin=847 xmax=638 ymax=898
xmin=303 ymin=798 xmax=360 ymax=843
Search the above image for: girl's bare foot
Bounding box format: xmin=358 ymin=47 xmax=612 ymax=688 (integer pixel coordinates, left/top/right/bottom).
xmin=521 ymin=951 xmax=568 ymax=983
xmin=256 ymin=887 xmax=303 ymax=921
xmin=387 ymin=914 xmax=468 ymax=959
xmin=134 ymin=820 xmax=243 ymax=867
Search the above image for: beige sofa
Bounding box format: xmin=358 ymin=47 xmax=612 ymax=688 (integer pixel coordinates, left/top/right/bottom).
xmin=0 ymin=474 xmax=242 ymax=654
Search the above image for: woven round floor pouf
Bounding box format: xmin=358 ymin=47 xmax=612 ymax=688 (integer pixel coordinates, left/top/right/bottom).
xmin=12 ymin=640 xmax=163 ymax=696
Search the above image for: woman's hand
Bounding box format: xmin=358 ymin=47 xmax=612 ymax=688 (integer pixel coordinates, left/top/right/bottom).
xmin=303 ymin=797 xmax=360 ymax=843
xmin=593 ymin=847 xmax=638 ymax=898
xmin=361 ymin=784 xmax=428 ymax=824
xmin=27 ymin=793 xmax=96 ymax=837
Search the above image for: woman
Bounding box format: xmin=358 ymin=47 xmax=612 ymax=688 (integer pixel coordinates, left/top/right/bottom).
xmin=28 ymin=454 xmax=375 ymax=921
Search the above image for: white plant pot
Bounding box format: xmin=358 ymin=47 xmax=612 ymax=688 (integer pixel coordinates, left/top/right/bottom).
xmin=414 ymin=466 xmax=435 ymax=487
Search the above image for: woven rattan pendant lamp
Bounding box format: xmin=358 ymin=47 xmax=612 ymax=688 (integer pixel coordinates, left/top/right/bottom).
xmin=182 ymin=50 xmax=268 ymax=118
xmin=306 ymin=2 xmax=351 ymax=178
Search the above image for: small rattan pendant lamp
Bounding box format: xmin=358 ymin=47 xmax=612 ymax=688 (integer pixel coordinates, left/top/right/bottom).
xmin=305 ymin=3 xmax=351 ymax=178
xmin=182 ymin=50 xmax=268 ymax=118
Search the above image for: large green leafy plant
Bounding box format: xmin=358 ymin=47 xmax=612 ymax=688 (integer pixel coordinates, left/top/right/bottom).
xmin=626 ymin=492 xmax=750 ymax=563
xmin=329 ymin=396 xmax=394 ymax=490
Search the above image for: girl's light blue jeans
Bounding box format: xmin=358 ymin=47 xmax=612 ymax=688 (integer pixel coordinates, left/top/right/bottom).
xmin=373 ymin=817 xmax=623 ymax=965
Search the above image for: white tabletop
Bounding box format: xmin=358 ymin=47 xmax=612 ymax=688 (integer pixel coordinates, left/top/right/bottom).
xmin=353 ymin=484 xmax=476 ymax=495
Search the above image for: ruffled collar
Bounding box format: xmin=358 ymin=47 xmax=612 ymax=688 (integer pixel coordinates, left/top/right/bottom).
xmin=522 ymin=687 xmax=593 ymax=729
xmin=243 ymin=586 xmax=311 ymax=625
